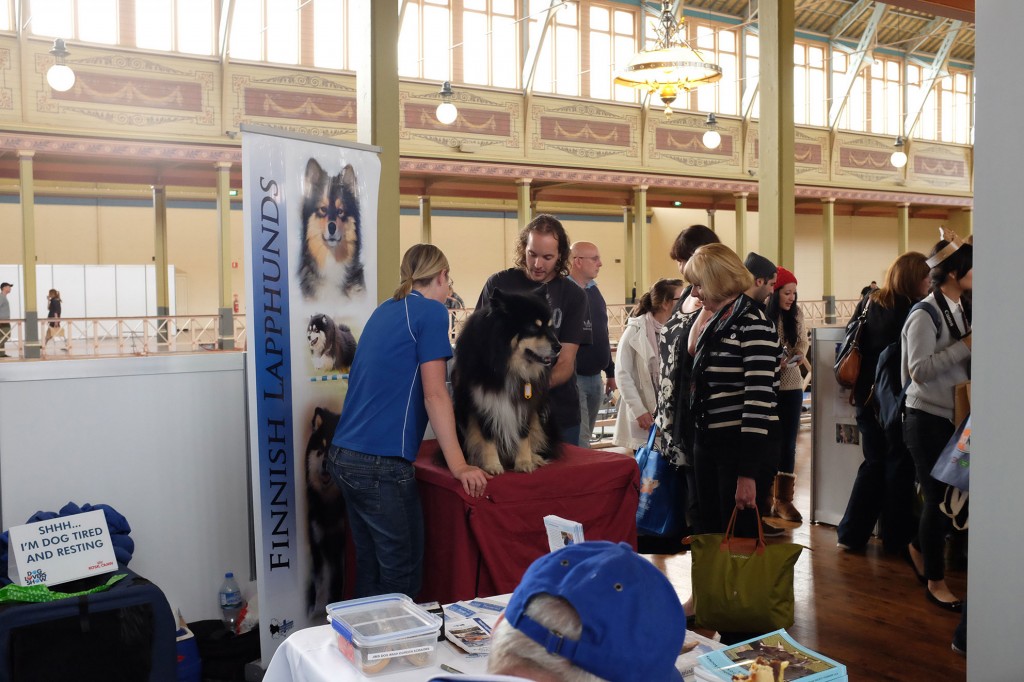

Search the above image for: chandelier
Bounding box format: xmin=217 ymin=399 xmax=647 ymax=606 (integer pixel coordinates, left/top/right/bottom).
xmin=614 ymin=1 xmax=722 ymax=116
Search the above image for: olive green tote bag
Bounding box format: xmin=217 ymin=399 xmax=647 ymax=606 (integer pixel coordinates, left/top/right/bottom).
xmin=688 ymin=505 xmax=804 ymax=633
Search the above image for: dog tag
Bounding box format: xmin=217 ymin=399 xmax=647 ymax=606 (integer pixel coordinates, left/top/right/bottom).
xmin=524 ymin=382 xmax=533 ymax=400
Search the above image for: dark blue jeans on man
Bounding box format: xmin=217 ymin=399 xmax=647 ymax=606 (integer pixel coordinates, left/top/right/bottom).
xmin=327 ymin=446 xmax=424 ymax=598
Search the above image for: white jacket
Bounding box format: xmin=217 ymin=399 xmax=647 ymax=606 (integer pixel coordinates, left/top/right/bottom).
xmin=613 ymin=314 xmax=659 ymax=449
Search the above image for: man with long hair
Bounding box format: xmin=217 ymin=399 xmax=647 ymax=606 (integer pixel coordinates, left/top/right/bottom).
xmin=477 ymin=215 xmax=592 ymax=446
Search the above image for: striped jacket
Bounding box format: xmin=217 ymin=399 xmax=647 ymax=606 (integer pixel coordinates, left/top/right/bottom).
xmin=690 ymin=293 xmax=781 ymax=478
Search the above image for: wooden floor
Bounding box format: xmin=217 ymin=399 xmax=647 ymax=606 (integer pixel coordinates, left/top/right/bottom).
xmin=643 ymin=427 xmax=968 ymax=681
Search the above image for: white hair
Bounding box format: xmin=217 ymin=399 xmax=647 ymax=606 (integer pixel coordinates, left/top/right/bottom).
xmin=487 ymin=595 xmax=607 ymax=682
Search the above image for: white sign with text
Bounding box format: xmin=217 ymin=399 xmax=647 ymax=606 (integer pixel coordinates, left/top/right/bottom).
xmin=7 ymin=510 xmax=118 ymax=587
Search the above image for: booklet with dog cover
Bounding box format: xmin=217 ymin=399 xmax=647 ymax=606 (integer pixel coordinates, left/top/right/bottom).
xmin=543 ymin=515 xmax=584 ymax=551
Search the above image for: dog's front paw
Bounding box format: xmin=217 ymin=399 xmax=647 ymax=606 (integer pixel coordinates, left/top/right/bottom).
xmin=482 ymin=462 xmax=505 ymax=476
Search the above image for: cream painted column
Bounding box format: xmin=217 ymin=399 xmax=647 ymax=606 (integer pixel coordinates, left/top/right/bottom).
xmin=734 ymin=192 xmax=749 ymax=257
xmin=633 ymin=185 xmax=648 ymax=297
xmin=960 ymin=207 xmax=973 ymax=238
xmin=897 ymin=202 xmax=910 ymax=255
xmin=356 ymin=2 xmax=399 ymax=303
xmin=822 ymin=198 xmax=836 ymax=324
xmin=152 ymin=184 xmax=170 ymax=349
xmin=516 ymin=179 xmax=532 ymax=226
xmin=215 ymin=162 xmax=235 ymax=350
xmin=18 ymin=151 xmax=39 ymax=358
xmin=706 ymin=207 xmax=716 ymax=232
xmin=419 ymin=196 xmax=432 ymax=244
xmin=623 ymin=205 xmax=634 ymax=302
xmin=757 ymin=0 xmax=795 ymax=267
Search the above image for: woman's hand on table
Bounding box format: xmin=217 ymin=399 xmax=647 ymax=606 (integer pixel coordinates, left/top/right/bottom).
xmin=452 ymin=464 xmax=492 ymax=498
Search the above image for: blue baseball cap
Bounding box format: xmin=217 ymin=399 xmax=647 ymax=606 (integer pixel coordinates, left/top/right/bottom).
xmin=503 ymin=541 xmax=685 ymax=682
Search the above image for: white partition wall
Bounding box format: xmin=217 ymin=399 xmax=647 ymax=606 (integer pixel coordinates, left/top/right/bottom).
xmin=0 ymin=354 xmax=252 ymax=620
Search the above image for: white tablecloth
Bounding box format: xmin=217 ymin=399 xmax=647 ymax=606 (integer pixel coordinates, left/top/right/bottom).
xmin=263 ymin=623 xmax=492 ymax=682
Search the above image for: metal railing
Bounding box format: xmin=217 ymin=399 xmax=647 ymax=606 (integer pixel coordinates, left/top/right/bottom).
xmin=0 ymin=300 xmax=858 ymax=361
xmin=0 ymin=314 xmax=249 ymax=359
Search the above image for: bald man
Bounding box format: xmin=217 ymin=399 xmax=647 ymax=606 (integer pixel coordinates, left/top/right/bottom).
xmin=569 ymin=241 xmax=615 ymax=448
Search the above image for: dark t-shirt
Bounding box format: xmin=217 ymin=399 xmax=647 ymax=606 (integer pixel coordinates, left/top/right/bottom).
xmin=575 ymin=282 xmax=614 ymax=377
xmin=476 ymin=268 xmax=591 ymax=429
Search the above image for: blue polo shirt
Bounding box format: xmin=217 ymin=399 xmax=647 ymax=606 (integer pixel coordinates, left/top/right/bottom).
xmin=332 ymin=291 xmax=453 ymax=461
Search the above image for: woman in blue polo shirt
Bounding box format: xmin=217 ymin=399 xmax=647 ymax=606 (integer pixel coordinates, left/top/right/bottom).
xmin=329 ymin=244 xmax=491 ymax=598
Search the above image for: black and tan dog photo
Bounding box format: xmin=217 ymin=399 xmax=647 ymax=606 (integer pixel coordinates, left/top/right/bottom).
xmin=307 ymin=313 xmax=356 ymax=373
xmin=298 ymin=159 xmax=365 ymax=300
xmin=452 ymin=288 xmax=561 ymax=475
xmin=304 ymin=406 xmax=346 ymax=616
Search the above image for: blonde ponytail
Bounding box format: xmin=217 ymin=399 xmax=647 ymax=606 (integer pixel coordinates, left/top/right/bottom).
xmin=392 ymin=244 xmax=450 ymax=300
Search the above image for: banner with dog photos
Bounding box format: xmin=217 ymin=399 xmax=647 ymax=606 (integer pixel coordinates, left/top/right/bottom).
xmin=242 ymin=125 xmax=380 ymax=661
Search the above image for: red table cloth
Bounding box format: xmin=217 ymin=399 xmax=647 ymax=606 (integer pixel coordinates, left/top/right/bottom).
xmin=414 ymin=441 xmax=639 ymax=604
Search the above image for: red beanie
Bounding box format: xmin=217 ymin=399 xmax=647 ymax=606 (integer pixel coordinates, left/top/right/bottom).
xmin=774 ymin=266 xmax=797 ymax=291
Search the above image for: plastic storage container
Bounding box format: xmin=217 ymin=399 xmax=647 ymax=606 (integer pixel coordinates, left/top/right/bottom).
xmin=327 ymin=594 xmax=442 ymax=677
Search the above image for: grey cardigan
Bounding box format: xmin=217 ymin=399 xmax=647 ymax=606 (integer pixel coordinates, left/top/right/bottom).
xmin=900 ymin=293 xmax=971 ymax=422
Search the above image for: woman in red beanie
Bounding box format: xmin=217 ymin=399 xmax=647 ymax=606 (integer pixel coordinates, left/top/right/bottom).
xmin=764 ymin=266 xmax=808 ymax=522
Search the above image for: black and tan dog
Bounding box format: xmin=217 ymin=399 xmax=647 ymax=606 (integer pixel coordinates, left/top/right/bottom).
xmin=304 ymin=407 xmax=345 ymax=616
xmin=452 ymin=288 xmax=561 ymax=474
xmin=298 ymin=159 xmax=364 ymax=300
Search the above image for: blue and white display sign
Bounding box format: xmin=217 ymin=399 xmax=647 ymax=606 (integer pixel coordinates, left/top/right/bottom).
xmin=242 ymin=124 xmax=380 ymax=661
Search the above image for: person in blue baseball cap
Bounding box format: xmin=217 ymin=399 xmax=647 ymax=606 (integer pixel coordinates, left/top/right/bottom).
xmin=480 ymin=540 xmax=687 ymax=682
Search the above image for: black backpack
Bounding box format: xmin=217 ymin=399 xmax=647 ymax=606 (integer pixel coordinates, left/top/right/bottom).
xmin=871 ymin=302 xmax=941 ymax=429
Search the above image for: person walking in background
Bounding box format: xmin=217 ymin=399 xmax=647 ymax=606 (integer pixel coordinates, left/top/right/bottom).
xmin=837 ymin=252 xmax=930 ymax=554
xmin=0 ymin=282 xmax=12 ymax=358
xmin=903 ymin=238 xmax=972 ymax=612
xmin=764 ymin=267 xmax=809 ymax=523
xmin=569 ymin=241 xmax=616 ymax=448
xmin=477 ymin=215 xmax=591 ymax=446
xmin=329 ymin=244 xmax=490 ymax=599
xmin=684 ymin=244 xmax=780 ymax=537
xmin=613 ymin=278 xmax=683 ymax=450
xmin=44 ymin=289 xmax=63 ymax=347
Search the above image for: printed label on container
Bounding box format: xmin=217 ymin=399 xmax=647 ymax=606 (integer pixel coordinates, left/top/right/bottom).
xmin=365 ymin=644 xmax=434 ymax=662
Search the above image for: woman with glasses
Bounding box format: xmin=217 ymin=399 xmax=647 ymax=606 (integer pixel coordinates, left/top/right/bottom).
xmin=613 ymin=278 xmax=683 ymax=450
xmin=328 ymin=244 xmax=490 ymax=598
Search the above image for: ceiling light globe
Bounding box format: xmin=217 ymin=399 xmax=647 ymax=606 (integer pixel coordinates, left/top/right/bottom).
xmin=702 ymin=129 xmax=722 ymax=149
xmin=436 ymin=101 xmax=458 ymax=125
xmin=890 ymin=150 xmax=908 ymax=168
xmin=47 ymin=64 xmax=75 ymax=92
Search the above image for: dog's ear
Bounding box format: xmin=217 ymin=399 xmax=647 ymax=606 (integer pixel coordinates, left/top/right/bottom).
xmin=341 ymin=165 xmax=358 ymax=194
xmin=304 ymin=159 xmax=326 ymax=195
xmin=489 ymin=287 xmax=509 ymax=314
xmin=311 ymin=407 xmax=324 ymax=431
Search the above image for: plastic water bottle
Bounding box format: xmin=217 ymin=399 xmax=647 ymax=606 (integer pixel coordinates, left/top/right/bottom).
xmin=218 ymin=571 xmax=245 ymax=633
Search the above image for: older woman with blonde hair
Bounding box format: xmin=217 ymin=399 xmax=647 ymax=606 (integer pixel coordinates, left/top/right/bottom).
xmin=683 ymin=243 xmax=781 ymax=536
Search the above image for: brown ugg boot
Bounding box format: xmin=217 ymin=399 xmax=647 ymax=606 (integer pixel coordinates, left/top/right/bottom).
xmin=771 ymin=472 xmax=803 ymax=522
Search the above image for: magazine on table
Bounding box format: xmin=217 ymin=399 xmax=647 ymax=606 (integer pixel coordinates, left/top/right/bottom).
xmin=543 ymin=515 xmax=585 ymax=551
xmin=696 ymin=629 xmax=847 ymax=682
xmin=445 ymin=616 xmax=497 ymax=655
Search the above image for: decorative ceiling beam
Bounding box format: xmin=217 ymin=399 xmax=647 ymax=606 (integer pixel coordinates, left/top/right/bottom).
xmin=523 ymin=0 xmax=563 ymax=95
xmin=905 ymin=16 xmax=946 ymax=55
xmin=829 ymin=2 xmax=887 ymax=131
xmin=830 ymin=0 xmax=873 ymax=40
xmin=218 ymin=0 xmax=236 ymax=65
xmin=904 ymin=19 xmax=963 ymax=138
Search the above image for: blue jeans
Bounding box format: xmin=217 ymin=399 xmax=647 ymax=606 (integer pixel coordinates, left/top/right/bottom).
xmin=776 ymin=389 xmax=804 ymax=474
xmin=576 ymin=373 xmax=604 ymax=447
xmin=327 ymin=446 xmax=424 ymax=599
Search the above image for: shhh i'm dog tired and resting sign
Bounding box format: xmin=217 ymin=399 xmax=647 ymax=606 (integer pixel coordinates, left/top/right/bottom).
xmin=7 ymin=510 xmax=118 ymax=587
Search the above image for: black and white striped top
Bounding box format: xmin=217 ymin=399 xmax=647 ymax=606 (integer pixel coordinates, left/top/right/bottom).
xmin=691 ymin=294 xmax=781 ymax=477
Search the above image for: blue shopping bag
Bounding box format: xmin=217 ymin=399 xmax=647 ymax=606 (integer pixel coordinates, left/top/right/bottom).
xmin=635 ymin=426 xmax=685 ymax=537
